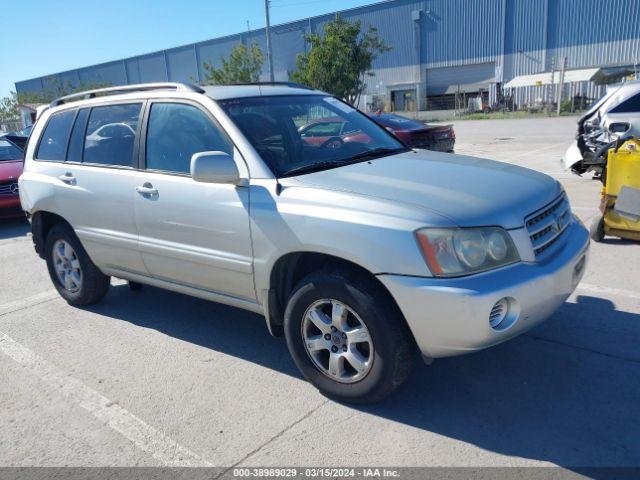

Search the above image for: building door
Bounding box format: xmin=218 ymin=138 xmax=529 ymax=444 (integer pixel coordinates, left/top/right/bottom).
xmin=391 ymin=89 xmax=416 ymax=111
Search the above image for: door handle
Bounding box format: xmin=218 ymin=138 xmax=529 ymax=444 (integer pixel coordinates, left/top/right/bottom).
xmin=136 ymin=183 xmax=158 ymax=197
xmin=58 ymin=173 xmax=76 ymax=185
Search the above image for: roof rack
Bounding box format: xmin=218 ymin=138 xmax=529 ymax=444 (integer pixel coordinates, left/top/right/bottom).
xmin=50 ymin=82 xmax=205 ymax=107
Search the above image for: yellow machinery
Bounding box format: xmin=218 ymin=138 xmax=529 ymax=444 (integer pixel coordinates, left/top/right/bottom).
xmin=590 ymin=138 xmax=640 ymax=242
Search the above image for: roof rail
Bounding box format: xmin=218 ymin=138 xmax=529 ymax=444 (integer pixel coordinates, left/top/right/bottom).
xmin=50 ymin=82 xmax=205 ymax=107
xmin=207 ymin=81 xmax=315 ymax=90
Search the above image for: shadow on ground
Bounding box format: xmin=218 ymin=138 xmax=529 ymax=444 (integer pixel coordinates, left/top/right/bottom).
xmin=90 ymin=285 xmax=639 ymax=471
xmin=0 ymin=217 xmax=29 ymax=241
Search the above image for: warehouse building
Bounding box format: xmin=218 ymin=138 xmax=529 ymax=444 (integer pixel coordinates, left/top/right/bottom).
xmin=15 ymin=0 xmax=640 ymax=112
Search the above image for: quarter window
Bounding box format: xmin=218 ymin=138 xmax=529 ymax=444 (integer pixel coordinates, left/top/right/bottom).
xmin=83 ymin=103 xmax=142 ymax=166
xmin=145 ymin=102 xmax=232 ymax=174
xmin=36 ymin=109 xmax=76 ymax=161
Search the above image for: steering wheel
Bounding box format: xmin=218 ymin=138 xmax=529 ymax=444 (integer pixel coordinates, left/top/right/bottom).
xmin=319 ymin=136 xmax=344 ymax=149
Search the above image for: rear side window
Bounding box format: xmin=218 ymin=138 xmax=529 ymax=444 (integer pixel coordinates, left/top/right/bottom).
xmin=83 ymin=103 xmax=142 ymax=166
xmin=145 ymin=102 xmax=232 ymax=174
xmin=611 ymin=93 xmax=640 ymax=113
xmin=66 ymin=108 xmax=90 ymax=163
xmin=36 ymin=109 xmax=76 ymax=161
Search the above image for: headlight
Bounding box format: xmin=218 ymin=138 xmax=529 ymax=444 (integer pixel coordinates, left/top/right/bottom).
xmin=416 ymin=227 xmax=520 ymax=277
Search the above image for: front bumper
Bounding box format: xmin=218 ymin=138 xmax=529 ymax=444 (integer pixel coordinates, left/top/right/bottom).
xmin=379 ymin=221 xmax=589 ymax=359
xmin=562 ymin=139 xmax=583 ymax=171
xmin=0 ymin=195 xmax=22 ymax=218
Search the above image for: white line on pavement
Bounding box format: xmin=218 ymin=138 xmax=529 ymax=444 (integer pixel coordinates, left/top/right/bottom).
xmin=577 ymin=283 xmax=640 ymax=301
xmin=0 ymin=330 xmax=212 ymax=467
xmin=0 ymin=290 xmax=60 ymax=316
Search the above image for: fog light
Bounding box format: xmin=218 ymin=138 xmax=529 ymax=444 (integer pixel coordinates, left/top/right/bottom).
xmin=489 ymin=298 xmax=509 ymax=328
xmin=489 ymin=297 xmax=520 ymax=331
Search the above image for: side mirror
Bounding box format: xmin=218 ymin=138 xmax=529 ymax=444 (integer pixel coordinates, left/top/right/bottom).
xmin=609 ymin=122 xmax=630 ymax=134
xmin=191 ymin=151 xmax=242 ymax=185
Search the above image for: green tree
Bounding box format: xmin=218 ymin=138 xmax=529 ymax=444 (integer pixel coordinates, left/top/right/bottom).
xmin=291 ymin=15 xmax=391 ymax=105
xmin=0 ymin=92 xmax=19 ymax=120
xmin=202 ymin=43 xmax=265 ymax=85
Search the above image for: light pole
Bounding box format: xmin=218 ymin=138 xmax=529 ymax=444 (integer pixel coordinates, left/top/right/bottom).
xmin=264 ymin=0 xmax=275 ymax=82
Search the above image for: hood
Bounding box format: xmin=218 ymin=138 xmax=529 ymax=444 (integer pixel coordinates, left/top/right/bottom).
xmin=0 ymin=160 xmax=24 ymax=181
xmin=285 ymin=150 xmax=561 ymax=229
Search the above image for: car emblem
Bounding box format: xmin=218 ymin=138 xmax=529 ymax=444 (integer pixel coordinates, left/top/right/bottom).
xmin=10 ymin=183 xmax=19 ymax=194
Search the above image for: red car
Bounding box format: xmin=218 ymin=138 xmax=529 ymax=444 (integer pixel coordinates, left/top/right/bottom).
xmin=0 ymin=137 xmax=24 ymax=218
xmin=368 ymin=112 xmax=455 ymax=153
xmin=298 ymin=117 xmax=372 ymax=148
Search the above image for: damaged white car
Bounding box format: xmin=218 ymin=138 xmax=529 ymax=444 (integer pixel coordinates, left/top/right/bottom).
xmin=563 ymin=79 xmax=640 ymax=176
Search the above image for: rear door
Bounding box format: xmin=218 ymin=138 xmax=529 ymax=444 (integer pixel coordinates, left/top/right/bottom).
xmin=36 ymin=102 xmax=146 ymax=273
xmin=132 ymin=100 xmax=254 ymax=300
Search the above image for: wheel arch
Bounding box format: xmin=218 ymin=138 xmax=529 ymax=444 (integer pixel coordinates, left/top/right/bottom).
xmin=31 ymin=211 xmax=71 ymax=259
xmin=264 ymin=251 xmax=404 ymax=337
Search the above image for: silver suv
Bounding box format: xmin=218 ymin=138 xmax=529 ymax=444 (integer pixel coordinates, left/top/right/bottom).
xmin=20 ymin=83 xmax=589 ymax=403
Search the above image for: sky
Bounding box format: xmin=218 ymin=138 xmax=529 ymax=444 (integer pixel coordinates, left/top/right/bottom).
xmin=0 ymin=0 xmax=377 ymax=99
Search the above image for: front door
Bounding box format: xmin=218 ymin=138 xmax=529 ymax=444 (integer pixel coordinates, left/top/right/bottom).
xmin=133 ymin=100 xmax=255 ymax=301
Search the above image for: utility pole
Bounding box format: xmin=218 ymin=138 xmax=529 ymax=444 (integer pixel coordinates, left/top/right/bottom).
xmin=556 ymin=56 xmax=567 ymax=116
xmin=548 ymin=56 xmax=555 ymax=113
xmin=264 ymin=0 xmax=275 ymax=82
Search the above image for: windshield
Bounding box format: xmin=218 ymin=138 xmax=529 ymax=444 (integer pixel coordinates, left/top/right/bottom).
xmin=219 ymin=95 xmax=406 ymax=177
xmin=0 ymin=139 xmax=23 ymax=161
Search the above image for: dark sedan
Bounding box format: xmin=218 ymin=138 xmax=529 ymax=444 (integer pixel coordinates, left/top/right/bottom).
xmin=369 ymin=112 xmax=455 ymax=153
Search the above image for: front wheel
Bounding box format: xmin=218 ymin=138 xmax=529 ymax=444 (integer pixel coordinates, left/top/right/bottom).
xmin=45 ymin=223 xmax=111 ymax=306
xmin=284 ymin=269 xmax=416 ymax=404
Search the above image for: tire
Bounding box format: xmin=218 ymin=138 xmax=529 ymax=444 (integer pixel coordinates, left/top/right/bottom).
xmin=590 ymin=215 xmax=605 ymax=242
xmin=45 ymin=222 xmax=110 ymax=306
xmin=284 ymin=268 xmax=416 ymax=404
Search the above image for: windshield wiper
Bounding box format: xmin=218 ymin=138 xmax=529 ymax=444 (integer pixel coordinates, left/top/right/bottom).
xmin=346 ymin=146 xmax=407 ymax=162
xmin=282 ymin=147 xmax=407 ymax=177
xmin=283 ymin=160 xmax=347 ymax=177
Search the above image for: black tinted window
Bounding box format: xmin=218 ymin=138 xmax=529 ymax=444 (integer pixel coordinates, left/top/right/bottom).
xmin=67 ymin=108 xmax=89 ymax=163
xmin=146 ymin=103 xmax=232 ymax=174
xmin=84 ymin=104 xmax=141 ymax=166
xmin=37 ymin=109 xmax=76 ymax=160
xmin=611 ymin=93 xmax=640 ymax=113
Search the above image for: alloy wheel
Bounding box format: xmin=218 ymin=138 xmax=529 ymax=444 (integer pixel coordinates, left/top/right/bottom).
xmin=52 ymin=239 xmax=82 ymax=293
xmin=301 ymin=299 xmax=374 ymax=383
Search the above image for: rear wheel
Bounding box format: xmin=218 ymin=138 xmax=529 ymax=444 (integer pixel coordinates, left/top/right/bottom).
xmin=284 ymin=269 xmax=416 ymax=404
xmin=590 ymin=215 xmax=605 ymax=242
xmin=45 ymin=223 xmax=110 ymax=305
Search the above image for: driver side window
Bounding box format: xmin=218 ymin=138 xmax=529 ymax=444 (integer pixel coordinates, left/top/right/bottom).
xmin=146 ymin=102 xmax=232 ymax=174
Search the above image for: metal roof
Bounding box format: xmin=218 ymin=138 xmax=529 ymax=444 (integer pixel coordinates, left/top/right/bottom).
xmin=504 ymin=68 xmax=604 ymax=89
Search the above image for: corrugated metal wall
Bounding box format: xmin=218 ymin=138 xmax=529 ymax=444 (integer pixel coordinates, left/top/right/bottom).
xmin=15 ymin=0 xmax=640 ymax=110
xmin=426 ymin=62 xmax=496 ymax=94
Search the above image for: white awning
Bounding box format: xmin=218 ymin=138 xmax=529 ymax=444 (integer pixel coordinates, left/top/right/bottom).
xmin=504 ymin=68 xmax=603 ymax=89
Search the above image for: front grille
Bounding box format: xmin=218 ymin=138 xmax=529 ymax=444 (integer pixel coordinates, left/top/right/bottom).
xmin=526 ymin=193 xmax=572 ymax=259
xmin=0 ymin=181 xmax=19 ymax=196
